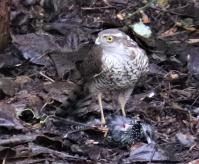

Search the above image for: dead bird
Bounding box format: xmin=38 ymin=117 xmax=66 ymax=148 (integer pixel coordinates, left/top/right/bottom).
xmin=53 ymin=115 xmax=154 ymax=146
xmin=106 ymin=115 xmax=155 ymax=147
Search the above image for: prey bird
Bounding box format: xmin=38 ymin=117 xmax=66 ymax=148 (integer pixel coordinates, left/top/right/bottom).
xmin=76 ymin=29 xmax=149 ymax=124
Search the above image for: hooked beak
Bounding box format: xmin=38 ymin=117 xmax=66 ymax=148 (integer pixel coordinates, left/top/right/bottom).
xmin=95 ymin=37 xmax=100 ymax=45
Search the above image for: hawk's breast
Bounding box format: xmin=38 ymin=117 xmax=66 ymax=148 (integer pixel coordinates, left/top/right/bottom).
xmin=92 ymin=52 xmax=143 ymax=90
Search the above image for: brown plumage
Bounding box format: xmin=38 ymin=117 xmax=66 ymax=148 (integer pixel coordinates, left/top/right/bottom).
xmin=76 ymin=29 xmax=149 ymax=124
xmin=76 ymin=46 xmax=103 ymax=83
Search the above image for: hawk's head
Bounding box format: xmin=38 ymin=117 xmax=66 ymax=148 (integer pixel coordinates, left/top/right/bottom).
xmin=95 ymin=29 xmax=137 ymax=50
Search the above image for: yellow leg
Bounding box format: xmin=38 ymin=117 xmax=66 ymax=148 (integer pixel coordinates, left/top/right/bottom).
xmin=118 ymin=88 xmax=133 ymax=117
xmin=118 ymin=96 xmax=126 ymax=117
xmin=98 ymin=93 xmax=106 ymax=124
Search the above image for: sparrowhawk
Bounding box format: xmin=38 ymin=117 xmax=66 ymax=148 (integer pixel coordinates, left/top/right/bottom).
xmin=76 ymin=29 xmax=149 ymax=124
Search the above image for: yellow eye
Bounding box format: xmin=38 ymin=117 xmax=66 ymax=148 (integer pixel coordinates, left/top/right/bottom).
xmin=106 ymin=36 xmax=114 ymax=43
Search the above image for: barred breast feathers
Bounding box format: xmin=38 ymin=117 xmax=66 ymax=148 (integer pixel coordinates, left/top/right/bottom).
xmin=101 ymin=44 xmax=148 ymax=74
xmin=88 ymin=32 xmax=149 ymax=92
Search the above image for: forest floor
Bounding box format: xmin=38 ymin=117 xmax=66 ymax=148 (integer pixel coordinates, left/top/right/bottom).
xmin=0 ymin=0 xmax=199 ymax=163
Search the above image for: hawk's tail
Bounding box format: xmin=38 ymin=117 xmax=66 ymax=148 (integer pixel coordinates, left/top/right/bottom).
xmin=55 ymin=86 xmax=93 ymax=118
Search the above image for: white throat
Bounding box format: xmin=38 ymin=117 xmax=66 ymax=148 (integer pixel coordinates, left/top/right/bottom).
xmin=102 ymin=47 xmax=131 ymax=69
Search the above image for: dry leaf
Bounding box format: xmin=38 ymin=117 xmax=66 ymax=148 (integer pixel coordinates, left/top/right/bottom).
xmin=140 ymin=10 xmax=151 ymax=24
xmin=159 ymin=27 xmax=177 ymax=38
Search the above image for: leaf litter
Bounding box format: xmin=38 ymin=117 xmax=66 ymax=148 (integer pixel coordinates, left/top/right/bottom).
xmin=0 ymin=0 xmax=199 ymax=163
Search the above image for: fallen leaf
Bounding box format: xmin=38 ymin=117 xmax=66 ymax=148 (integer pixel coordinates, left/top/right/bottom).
xmin=159 ymin=27 xmax=177 ymax=38
xmin=176 ymin=132 xmax=196 ymax=148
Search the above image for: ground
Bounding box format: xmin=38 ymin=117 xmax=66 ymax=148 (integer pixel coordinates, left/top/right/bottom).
xmin=0 ymin=0 xmax=199 ymax=163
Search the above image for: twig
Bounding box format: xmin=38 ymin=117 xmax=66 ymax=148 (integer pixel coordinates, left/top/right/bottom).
xmin=39 ymin=71 xmax=55 ymax=82
xmin=102 ymin=0 xmax=112 ymax=7
xmin=31 ymin=145 xmax=87 ymax=160
xmin=81 ymin=0 xmax=115 ymax=10
xmin=40 ymin=99 xmax=54 ymax=112
xmin=125 ymin=0 xmax=157 ymax=19
xmin=2 ymin=152 xmax=7 ymax=164
xmin=151 ymin=4 xmax=193 ymax=17
xmin=81 ymin=6 xmax=115 ymax=10
xmin=190 ymin=94 xmax=199 ymax=108
xmin=0 ymin=135 xmax=37 ymax=146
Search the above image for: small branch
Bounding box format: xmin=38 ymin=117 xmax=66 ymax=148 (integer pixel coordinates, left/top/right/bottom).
xmin=0 ymin=135 xmax=37 ymax=146
xmin=151 ymin=4 xmax=193 ymax=17
xmin=124 ymin=0 xmax=157 ymax=19
xmin=31 ymin=145 xmax=87 ymax=160
xmin=81 ymin=6 xmax=115 ymax=10
xmin=39 ymin=71 xmax=55 ymax=82
xmin=0 ymin=0 xmax=11 ymax=51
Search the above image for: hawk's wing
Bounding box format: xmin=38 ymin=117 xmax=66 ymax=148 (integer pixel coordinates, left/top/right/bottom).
xmin=75 ymin=45 xmax=103 ymax=83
